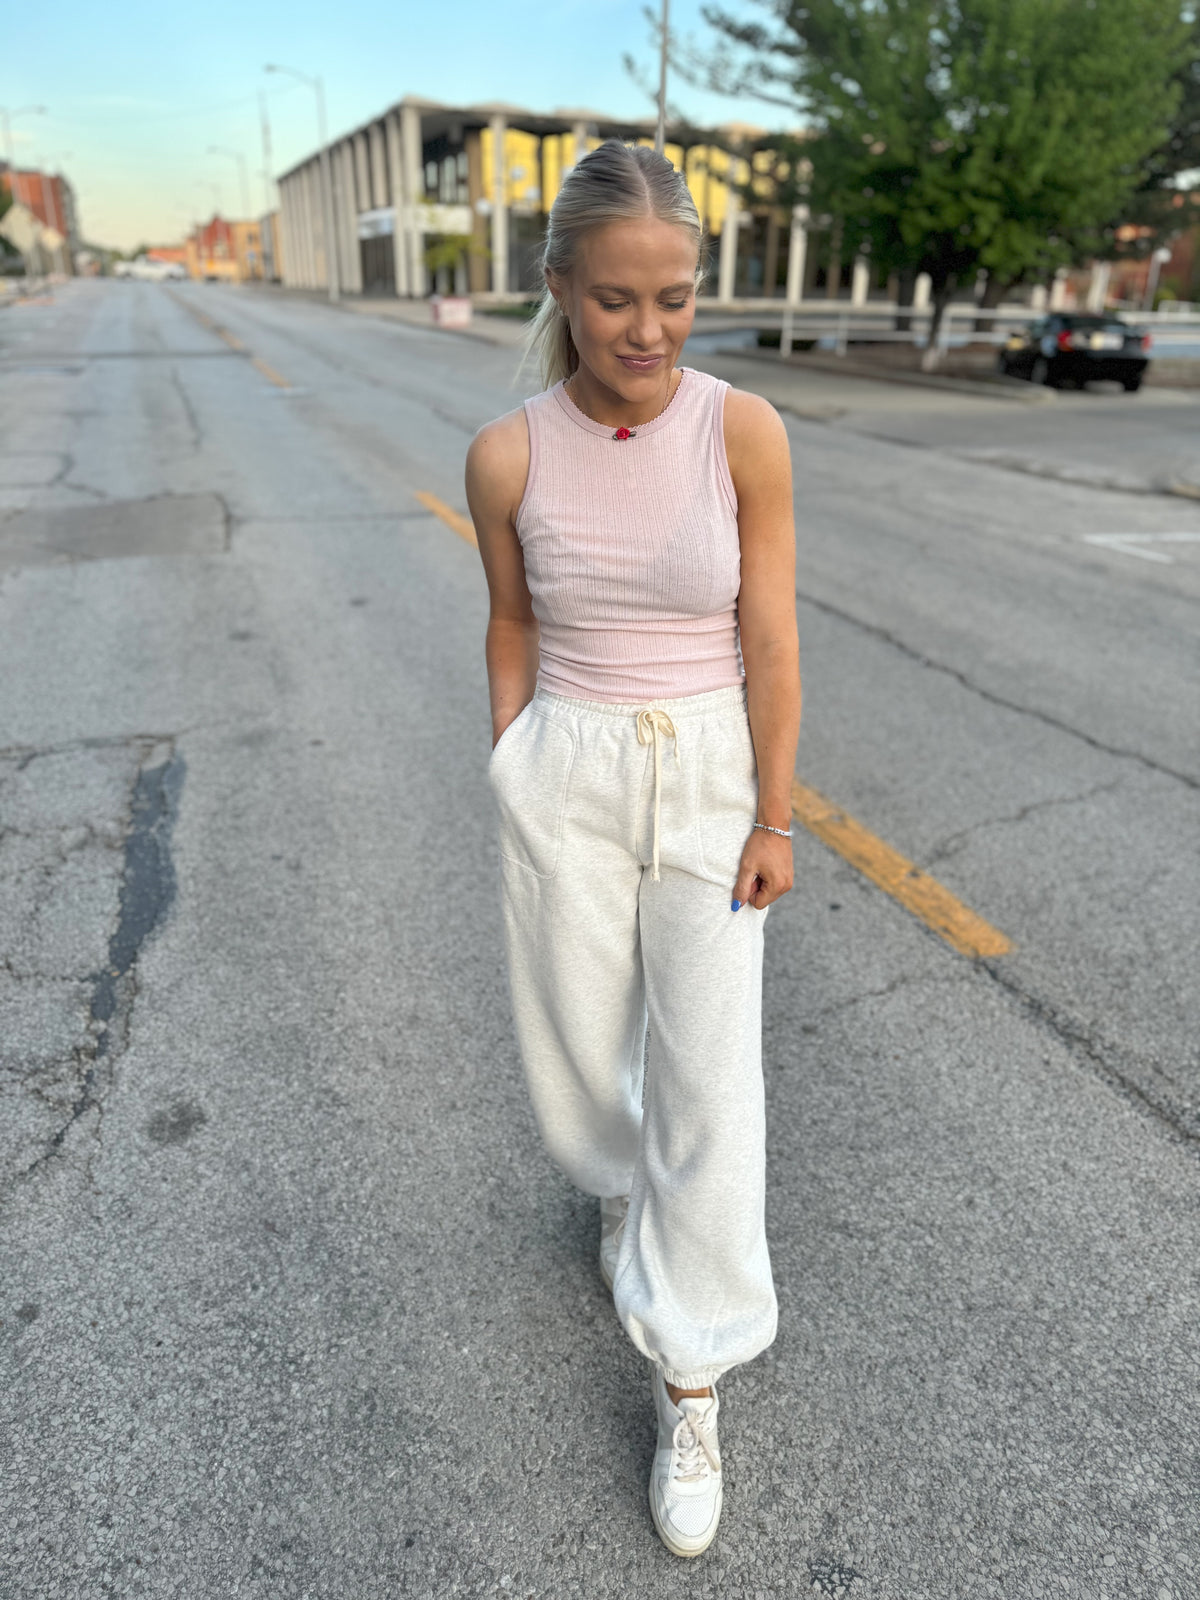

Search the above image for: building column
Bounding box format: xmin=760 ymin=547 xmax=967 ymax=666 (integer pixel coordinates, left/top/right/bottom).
xmin=277 ymin=175 xmax=293 ymax=285
xmin=305 ymin=165 xmax=321 ymax=289
xmin=329 ymin=145 xmax=346 ymax=291
xmin=1086 ymin=259 xmax=1111 ymax=313
xmin=717 ymin=153 xmax=740 ymax=302
xmin=282 ymin=177 xmax=296 ymax=285
xmin=851 ymin=254 xmax=870 ymax=306
xmin=465 ymin=128 xmax=489 ymax=293
xmin=353 ymin=132 xmax=369 ymax=214
xmin=369 ymin=123 xmax=387 ymax=210
xmin=338 ymin=142 xmax=362 ymax=294
xmin=490 ymin=113 xmax=509 ymax=295
xmin=785 ymin=205 xmax=808 ymax=307
xmin=400 ymin=103 xmax=426 ymax=297
xmin=385 ymin=113 xmax=410 ymax=297
xmin=300 ymin=165 xmax=317 ymax=288
xmin=286 ymin=172 xmax=300 ymax=286
xmin=572 ymin=119 xmax=588 ymax=169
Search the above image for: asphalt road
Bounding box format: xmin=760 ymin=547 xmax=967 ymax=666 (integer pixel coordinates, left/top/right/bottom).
xmin=1 ymin=280 xmax=1197 ymax=1600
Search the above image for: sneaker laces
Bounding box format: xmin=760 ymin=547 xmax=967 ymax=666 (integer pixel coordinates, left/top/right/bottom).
xmin=671 ymin=1407 xmax=719 ymax=1484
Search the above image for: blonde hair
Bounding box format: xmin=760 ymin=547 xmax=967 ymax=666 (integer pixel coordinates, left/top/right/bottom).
xmin=521 ymin=139 xmax=706 ymax=391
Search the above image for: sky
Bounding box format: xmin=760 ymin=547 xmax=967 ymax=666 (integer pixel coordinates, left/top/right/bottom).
xmin=3 ymin=1 xmax=795 ymax=250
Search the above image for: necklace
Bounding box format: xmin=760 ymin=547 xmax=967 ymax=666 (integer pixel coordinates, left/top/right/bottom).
xmin=564 ymin=368 xmax=685 ymax=441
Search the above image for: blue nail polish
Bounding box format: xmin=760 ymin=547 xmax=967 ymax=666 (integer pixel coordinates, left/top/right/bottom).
xmin=731 ymin=899 xmax=741 ymax=912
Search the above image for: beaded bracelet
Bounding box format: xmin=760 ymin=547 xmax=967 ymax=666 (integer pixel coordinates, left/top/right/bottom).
xmin=753 ymin=821 xmax=793 ymax=839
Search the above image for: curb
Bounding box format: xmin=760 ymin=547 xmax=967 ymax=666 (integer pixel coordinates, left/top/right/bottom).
xmin=338 ymin=298 xmax=523 ymax=349
xmin=240 ymin=282 xmax=524 ymax=349
xmin=736 ymin=344 xmax=1054 ymax=403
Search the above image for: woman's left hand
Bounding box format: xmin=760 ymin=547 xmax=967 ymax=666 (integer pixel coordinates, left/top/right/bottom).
xmin=732 ymin=830 xmax=794 ymax=911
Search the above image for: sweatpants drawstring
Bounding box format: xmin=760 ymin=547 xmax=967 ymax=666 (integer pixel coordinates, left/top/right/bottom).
xmin=636 ymin=708 xmax=682 ymax=882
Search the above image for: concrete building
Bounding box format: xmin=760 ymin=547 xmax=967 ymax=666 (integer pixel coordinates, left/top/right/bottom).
xmin=275 ymin=95 xmax=852 ymax=308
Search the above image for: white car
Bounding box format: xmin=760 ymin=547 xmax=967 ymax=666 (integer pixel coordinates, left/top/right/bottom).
xmin=122 ymin=256 xmax=187 ymax=282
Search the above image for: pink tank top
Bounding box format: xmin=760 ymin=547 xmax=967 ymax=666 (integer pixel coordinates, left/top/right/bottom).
xmin=515 ymin=365 xmax=744 ymax=702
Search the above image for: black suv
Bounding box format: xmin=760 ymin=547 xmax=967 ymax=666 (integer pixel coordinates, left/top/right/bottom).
xmin=999 ymin=314 xmax=1152 ymax=391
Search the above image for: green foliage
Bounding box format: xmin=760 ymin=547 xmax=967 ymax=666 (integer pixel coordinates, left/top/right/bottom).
xmin=698 ymin=0 xmax=1193 ymax=335
xmin=1119 ymin=5 xmax=1200 ymax=251
xmin=423 ymin=233 xmax=488 ymax=277
xmin=0 ymin=182 xmax=19 ymax=262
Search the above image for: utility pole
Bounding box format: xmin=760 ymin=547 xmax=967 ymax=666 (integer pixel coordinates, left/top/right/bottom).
xmin=209 ymin=146 xmax=251 ymax=219
xmin=258 ymin=91 xmax=275 ymax=216
xmin=655 ymin=0 xmax=670 ymax=158
xmin=264 ymin=65 xmax=338 ymax=303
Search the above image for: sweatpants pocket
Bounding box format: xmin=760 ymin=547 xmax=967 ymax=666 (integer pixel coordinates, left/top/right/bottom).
xmin=488 ymin=707 xmax=576 ymax=879
xmin=695 ymin=712 xmax=760 ymax=883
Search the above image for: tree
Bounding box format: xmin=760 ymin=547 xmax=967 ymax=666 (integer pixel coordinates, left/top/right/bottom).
xmin=1115 ymin=6 xmax=1200 ymax=279
xmin=689 ymin=0 xmax=1192 ymax=349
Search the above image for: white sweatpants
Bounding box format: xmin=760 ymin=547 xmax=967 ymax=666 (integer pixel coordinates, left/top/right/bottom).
xmin=487 ymin=682 xmax=778 ymax=1389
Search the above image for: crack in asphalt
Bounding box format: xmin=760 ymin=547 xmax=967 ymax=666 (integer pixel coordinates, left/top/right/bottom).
xmin=0 ymin=732 xmax=181 ymax=769
xmin=797 ymin=590 xmax=1198 ymax=791
xmin=811 ymin=413 xmax=1200 ymax=505
xmin=799 ymin=970 xmax=965 ymax=1029
xmin=795 ymin=953 xmax=1199 ymax=1149
xmin=170 ymin=365 xmax=203 ymax=452
xmin=925 ymin=780 xmax=1123 ymax=866
xmin=980 ymin=959 xmax=1200 ymax=1147
xmin=13 ymin=746 xmax=185 ymax=1187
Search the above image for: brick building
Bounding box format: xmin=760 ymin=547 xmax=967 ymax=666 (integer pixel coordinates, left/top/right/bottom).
xmin=1 ymin=166 xmax=80 ymax=271
xmin=185 ymin=215 xmax=272 ymax=282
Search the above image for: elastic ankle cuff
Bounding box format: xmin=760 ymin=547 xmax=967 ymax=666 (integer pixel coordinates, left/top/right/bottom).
xmin=659 ymin=1364 xmax=721 ymax=1391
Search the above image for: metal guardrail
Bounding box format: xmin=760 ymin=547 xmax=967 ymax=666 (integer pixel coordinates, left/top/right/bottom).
xmin=771 ymin=302 xmax=1200 ymax=367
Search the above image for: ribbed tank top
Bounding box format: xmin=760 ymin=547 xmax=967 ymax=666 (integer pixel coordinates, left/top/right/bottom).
xmin=515 ymin=365 xmax=744 ymax=702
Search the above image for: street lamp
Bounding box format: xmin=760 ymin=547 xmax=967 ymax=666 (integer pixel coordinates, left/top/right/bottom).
xmin=194 ymin=178 xmax=223 ymax=216
xmin=0 ymin=103 xmax=46 ymax=168
xmin=263 ymin=64 xmax=339 ymax=302
xmin=208 ymin=145 xmax=251 ymax=219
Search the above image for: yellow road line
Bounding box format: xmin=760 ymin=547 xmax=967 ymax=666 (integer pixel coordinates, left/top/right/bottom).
xmin=251 ymin=356 xmax=291 ymax=389
xmin=414 ymin=490 xmax=477 ymax=546
xmin=791 ymin=778 xmax=1013 ymax=959
xmin=166 ymin=289 xmax=248 ymax=355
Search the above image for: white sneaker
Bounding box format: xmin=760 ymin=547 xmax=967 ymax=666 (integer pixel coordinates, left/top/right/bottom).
xmin=599 ymin=1194 xmax=628 ymax=1291
xmin=648 ymin=1366 xmax=723 ymax=1557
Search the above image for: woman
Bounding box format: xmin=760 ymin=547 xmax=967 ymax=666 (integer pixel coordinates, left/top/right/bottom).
xmin=464 ymin=140 xmax=800 ymax=1558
